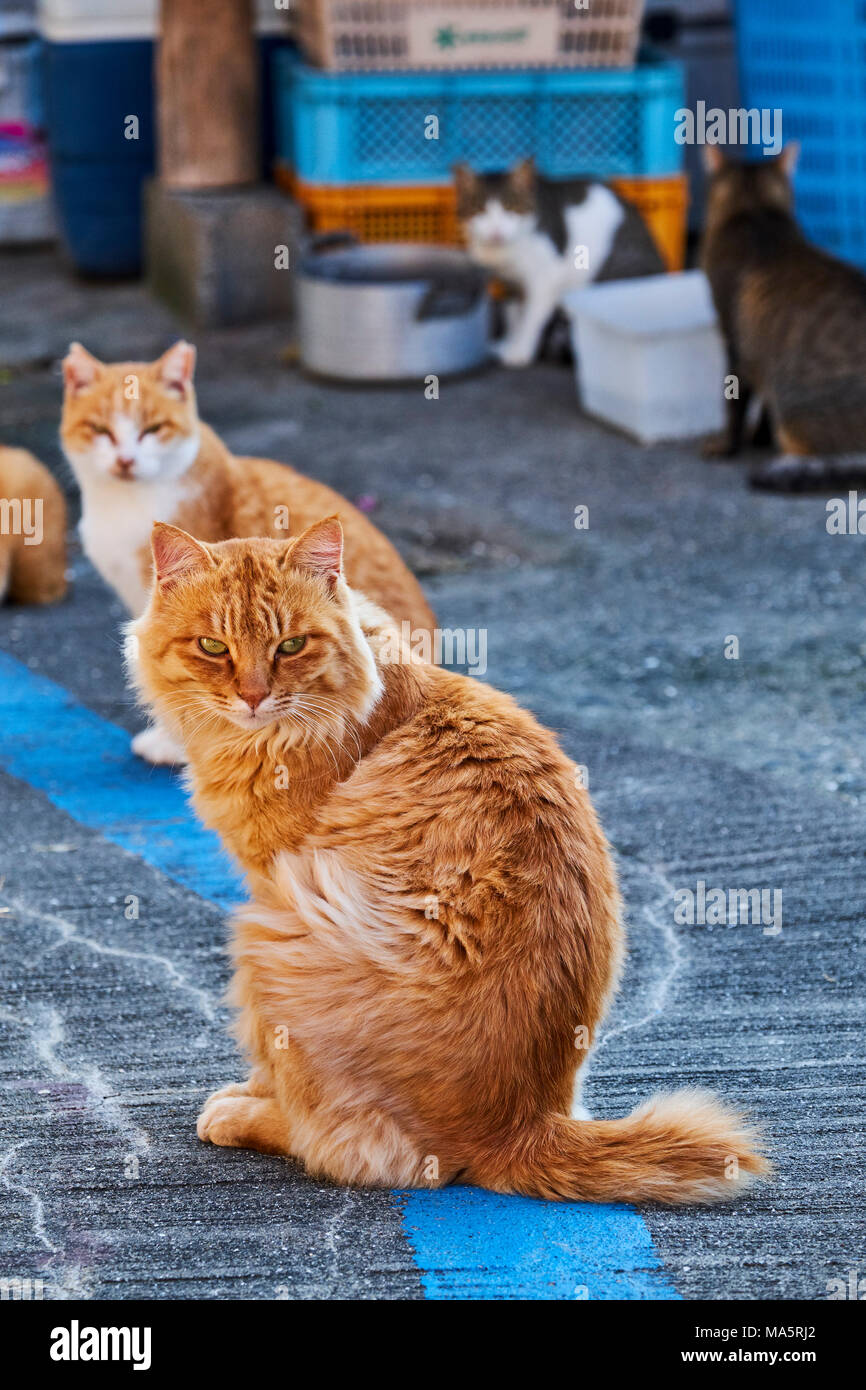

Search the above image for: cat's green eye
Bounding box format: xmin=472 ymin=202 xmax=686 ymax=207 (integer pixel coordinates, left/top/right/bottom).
xmin=140 ymin=422 xmax=168 ymax=437
xmin=199 ymin=637 xmax=228 ymax=656
xmin=277 ymin=636 xmax=306 ymax=656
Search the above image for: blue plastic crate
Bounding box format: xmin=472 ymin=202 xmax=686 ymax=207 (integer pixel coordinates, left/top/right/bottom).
xmin=276 ymin=53 xmax=685 ymax=185
xmin=735 ymin=0 xmax=866 ymax=270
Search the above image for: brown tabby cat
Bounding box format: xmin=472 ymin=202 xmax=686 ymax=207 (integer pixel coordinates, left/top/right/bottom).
xmin=0 ymin=446 xmax=67 ymax=605
xmin=61 ymin=340 xmax=435 ymax=763
xmin=701 ymin=144 xmax=866 ymax=489
xmin=128 ymin=516 xmax=768 ymax=1203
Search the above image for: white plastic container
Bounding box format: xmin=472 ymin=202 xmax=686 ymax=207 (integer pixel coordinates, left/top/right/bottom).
xmin=38 ymin=0 xmax=288 ymax=40
xmin=564 ymin=270 xmax=726 ymax=444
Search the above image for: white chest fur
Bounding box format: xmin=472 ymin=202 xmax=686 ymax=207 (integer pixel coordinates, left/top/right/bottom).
xmin=562 ymin=184 xmax=625 ymax=287
xmin=79 ymin=476 xmax=189 ymax=615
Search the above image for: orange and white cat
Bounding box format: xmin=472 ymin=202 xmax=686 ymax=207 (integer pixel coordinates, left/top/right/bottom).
xmin=61 ymin=340 xmax=435 ymax=765
xmin=128 ymin=516 xmax=768 ymax=1203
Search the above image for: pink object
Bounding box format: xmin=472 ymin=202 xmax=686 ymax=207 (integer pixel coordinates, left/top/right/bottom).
xmin=355 ymin=493 xmax=378 ymax=513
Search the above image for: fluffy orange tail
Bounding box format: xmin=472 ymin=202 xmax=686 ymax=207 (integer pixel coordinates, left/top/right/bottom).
xmin=478 ymin=1090 xmax=769 ymax=1205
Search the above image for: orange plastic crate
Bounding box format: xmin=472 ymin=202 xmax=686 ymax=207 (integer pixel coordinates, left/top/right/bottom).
xmin=281 ymin=169 xmax=460 ymax=245
xmin=610 ymin=173 xmax=688 ymax=272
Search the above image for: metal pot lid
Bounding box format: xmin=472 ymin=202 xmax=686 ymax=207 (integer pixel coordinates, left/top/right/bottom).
xmin=299 ymin=235 xmax=487 ymax=292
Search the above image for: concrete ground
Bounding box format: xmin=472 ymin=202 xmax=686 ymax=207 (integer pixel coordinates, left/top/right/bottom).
xmin=0 ymin=248 xmax=863 ymax=1300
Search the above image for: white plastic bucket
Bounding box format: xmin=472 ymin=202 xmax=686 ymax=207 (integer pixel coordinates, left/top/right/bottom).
xmin=564 ymin=270 xmax=727 ymax=445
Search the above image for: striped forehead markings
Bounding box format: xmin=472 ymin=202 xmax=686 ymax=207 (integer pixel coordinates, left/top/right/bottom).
xmin=214 ymin=558 xmax=296 ymax=644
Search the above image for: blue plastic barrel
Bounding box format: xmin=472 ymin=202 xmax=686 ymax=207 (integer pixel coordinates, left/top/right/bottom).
xmin=42 ymin=34 xmax=154 ymax=276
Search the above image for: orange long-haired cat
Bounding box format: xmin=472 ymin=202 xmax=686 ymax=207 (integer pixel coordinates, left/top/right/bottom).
xmin=0 ymin=446 xmax=67 ymax=605
xmin=129 ymin=517 xmax=768 ymax=1203
xmin=61 ymin=340 xmax=435 ymax=765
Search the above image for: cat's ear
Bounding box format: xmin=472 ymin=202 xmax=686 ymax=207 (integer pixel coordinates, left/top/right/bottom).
xmin=777 ymin=142 xmax=800 ymax=178
xmin=453 ymin=162 xmax=479 ymax=198
xmin=63 ymin=342 xmax=102 ymax=395
xmin=151 ymin=523 xmax=214 ymax=592
xmin=702 ymin=146 xmax=727 ymax=175
xmin=156 ymin=341 xmax=196 ymax=396
xmin=509 ymin=157 xmax=536 ymax=200
xmin=285 ymin=515 xmax=344 ymax=592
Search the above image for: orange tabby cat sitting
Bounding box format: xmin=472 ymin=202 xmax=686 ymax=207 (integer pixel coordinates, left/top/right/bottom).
xmin=129 ymin=516 xmax=768 ymax=1203
xmin=61 ymin=340 xmax=435 ymax=765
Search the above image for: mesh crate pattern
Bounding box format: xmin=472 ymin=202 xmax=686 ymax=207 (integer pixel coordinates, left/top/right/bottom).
xmin=277 ymin=53 xmax=685 ymax=183
xmin=735 ymin=0 xmax=866 ymax=270
xmin=280 ymin=167 xmax=461 ymax=241
xmin=297 ymin=0 xmax=645 ymax=72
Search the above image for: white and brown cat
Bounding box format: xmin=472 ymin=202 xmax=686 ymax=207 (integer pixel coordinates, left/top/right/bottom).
xmin=456 ymin=158 xmax=665 ymax=367
xmin=61 ymin=340 xmax=435 ymax=764
xmin=128 ymin=515 xmax=769 ymax=1203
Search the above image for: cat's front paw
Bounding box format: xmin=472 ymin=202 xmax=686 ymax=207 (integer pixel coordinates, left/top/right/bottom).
xmin=197 ymin=1090 xmax=289 ymax=1154
xmin=490 ymin=339 xmax=536 ymax=368
xmin=197 ymin=1092 xmax=248 ymax=1146
xmin=131 ymin=724 xmax=187 ymax=766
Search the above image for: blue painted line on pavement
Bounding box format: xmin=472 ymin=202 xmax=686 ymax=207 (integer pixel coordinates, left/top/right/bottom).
xmin=399 ymin=1188 xmax=678 ymax=1300
xmin=0 ymin=650 xmax=239 ymax=909
xmin=0 ymin=648 xmax=680 ymax=1301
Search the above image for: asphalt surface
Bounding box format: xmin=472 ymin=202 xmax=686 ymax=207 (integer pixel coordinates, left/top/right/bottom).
xmin=0 ymin=249 xmax=863 ymax=1300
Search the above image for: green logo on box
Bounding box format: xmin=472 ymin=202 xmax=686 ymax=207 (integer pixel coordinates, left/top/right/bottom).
xmin=434 ymin=23 xmax=530 ymax=49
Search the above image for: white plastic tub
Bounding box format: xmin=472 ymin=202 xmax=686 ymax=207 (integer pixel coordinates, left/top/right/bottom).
xmin=564 ymin=270 xmax=726 ymax=444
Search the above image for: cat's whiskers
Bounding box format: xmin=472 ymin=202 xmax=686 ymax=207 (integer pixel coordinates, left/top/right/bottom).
xmin=285 ymin=700 xmax=356 ymax=782
xmin=256 ymin=711 xmax=344 ymax=788
xmin=187 ymin=709 xmax=227 ymax=742
xmin=261 ymin=709 xmax=334 ymax=782
xmin=290 ymin=695 xmax=352 ymax=753
xmin=287 ymin=689 xmax=353 ymax=728
xmin=156 ymin=691 xmax=226 ymax=744
xmin=286 ymin=706 xmax=342 ymax=780
xmin=291 ymin=694 xmax=363 ymax=766
xmin=157 ymin=692 xmax=213 ymax=721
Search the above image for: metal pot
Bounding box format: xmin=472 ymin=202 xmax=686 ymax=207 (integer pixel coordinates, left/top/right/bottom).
xmin=297 ymin=234 xmax=490 ymax=382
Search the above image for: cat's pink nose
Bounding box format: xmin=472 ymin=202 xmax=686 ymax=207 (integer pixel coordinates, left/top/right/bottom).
xmin=115 ymin=457 xmax=134 ymax=474
xmin=239 ymin=684 xmax=268 ymax=712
